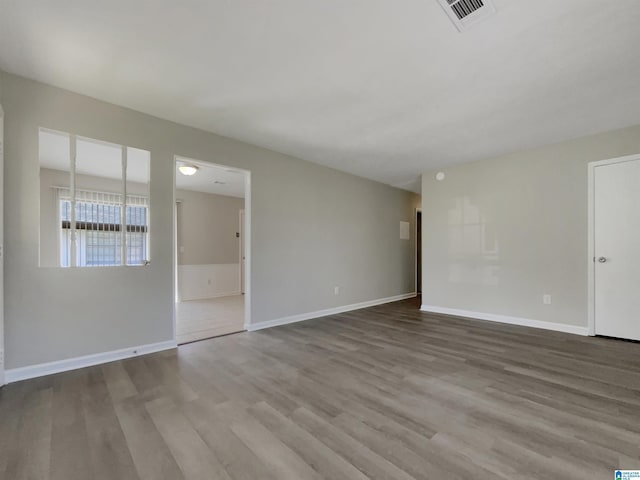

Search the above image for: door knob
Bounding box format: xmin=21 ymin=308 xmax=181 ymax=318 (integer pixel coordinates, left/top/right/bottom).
xmin=598 ymin=257 xmax=607 ymax=263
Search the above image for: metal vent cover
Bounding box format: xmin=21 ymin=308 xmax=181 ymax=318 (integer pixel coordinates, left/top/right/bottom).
xmin=438 ymin=0 xmax=496 ymax=31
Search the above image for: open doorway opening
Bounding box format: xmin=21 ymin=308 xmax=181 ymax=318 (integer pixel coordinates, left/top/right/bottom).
xmin=174 ymin=156 xmax=250 ymax=344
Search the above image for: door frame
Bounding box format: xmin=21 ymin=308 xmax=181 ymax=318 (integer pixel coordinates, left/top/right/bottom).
xmin=0 ymin=105 xmax=4 ymax=386
xmin=415 ymin=207 xmax=422 ymax=295
xmin=173 ymin=156 xmax=252 ymax=335
xmin=239 ymin=209 xmax=245 ymax=294
xmin=587 ymin=153 xmax=640 ymax=336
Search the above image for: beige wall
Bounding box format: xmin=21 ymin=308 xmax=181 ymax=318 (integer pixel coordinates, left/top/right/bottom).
xmin=1 ymin=71 xmax=419 ymax=370
xmin=176 ymin=189 xmax=244 ymax=266
xmin=421 ymin=124 xmax=640 ymax=328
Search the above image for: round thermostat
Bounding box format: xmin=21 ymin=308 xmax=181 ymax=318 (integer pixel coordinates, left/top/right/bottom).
xmin=435 ymin=172 xmax=445 ymax=181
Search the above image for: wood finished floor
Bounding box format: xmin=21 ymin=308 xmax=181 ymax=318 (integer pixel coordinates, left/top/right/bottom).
xmin=1 ymin=298 xmax=639 ymax=479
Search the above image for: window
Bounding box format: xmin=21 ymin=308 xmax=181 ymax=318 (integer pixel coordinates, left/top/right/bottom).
xmin=39 ymin=129 xmax=150 ymax=268
xmin=57 ymin=188 xmax=149 ymax=267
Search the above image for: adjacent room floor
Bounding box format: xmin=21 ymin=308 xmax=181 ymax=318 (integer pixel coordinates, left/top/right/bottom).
xmin=175 ymin=295 xmax=245 ymax=344
xmin=1 ymin=298 xmax=639 ymax=479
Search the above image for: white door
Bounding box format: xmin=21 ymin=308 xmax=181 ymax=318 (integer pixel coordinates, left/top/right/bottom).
xmin=594 ymin=157 xmax=640 ymax=340
xmin=0 ymin=106 xmax=5 ymax=386
xmin=240 ymin=209 xmax=245 ymax=294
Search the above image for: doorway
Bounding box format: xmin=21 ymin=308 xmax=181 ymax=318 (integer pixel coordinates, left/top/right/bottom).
xmin=589 ymin=154 xmax=640 ymax=340
xmin=174 ymin=156 xmax=251 ymax=344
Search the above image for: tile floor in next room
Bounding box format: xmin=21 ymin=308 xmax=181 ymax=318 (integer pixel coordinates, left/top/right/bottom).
xmin=176 ymin=294 xmax=245 ymax=344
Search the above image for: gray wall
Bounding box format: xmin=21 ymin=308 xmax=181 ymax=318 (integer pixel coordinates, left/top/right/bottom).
xmin=1 ymin=71 xmax=419 ymax=370
xmin=176 ymin=190 xmax=244 ymax=266
xmin=421 ymin=124 xmax=640 ymax=328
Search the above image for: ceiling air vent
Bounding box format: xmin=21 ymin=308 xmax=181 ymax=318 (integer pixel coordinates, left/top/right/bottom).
xmin=438 ymin=0 xmax=496 ymax=32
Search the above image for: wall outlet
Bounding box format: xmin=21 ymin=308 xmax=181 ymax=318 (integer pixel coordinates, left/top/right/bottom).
xmin=334 ymin=286 xmax=340 ymax=295
xmin=543 ymin=294 xmax=552 ymax=305
xmin=208 ymin=279 xmax=212 ymax=285
xmin=179 ymin=246 xmax=185 ymax=253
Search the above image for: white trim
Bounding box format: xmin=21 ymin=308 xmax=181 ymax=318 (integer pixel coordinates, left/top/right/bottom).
xmin=587 ymin=161 xmax=595 ymax=336
xmin=239 ymin=209 xmax=245 ymax=295
xmin=4 ymin=340 xmax=177 ymax=384
xmin=243 ymin=172 xmax=252 ymax=330
xmin=248 ymin=293 xmax=417 ymax=332
xmin=121 ymin=145 xmax=128 ymax=266
xmin=420 ymin=305 xmax=589 ymax=336
xmin=173 ymin=167 xmax=179 ymax=332
xmin=69 ymin=134 xmax=77 ymax=267
xmin=415 ymin=207 xmax=422 ymax=295
xmin=0 ymin=105 xmax=4 ymax=386
xmin=587 ymin=153 xmax=640 ymax=337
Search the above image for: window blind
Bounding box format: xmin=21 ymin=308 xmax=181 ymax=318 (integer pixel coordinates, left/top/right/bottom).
xmin=55 ymin=187 xmax=149 ymax=267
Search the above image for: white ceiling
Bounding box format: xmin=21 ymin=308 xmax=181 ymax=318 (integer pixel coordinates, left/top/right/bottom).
xmin=175 ymin=158 xmax=246 ymax=198
xmin=4 ymin=1 xmax=640 ymax=193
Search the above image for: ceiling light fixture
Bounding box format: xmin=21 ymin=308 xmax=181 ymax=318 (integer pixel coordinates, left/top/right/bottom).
xmin=178 ymin=164 xmax=199 ymax=176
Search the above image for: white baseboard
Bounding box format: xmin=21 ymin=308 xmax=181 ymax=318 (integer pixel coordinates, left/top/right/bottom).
xmin=5 ymin=340 xmax=177 ymax=384
xmin=420 ymin=305 xmax=589 ymax=336
xmin=248 ymin=293 xmax=417 ymax=332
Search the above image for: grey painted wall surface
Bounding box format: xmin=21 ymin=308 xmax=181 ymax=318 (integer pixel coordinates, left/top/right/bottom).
xmin=1 ymin=71 xmax=419 ymax=369
xmin=421 ymin=124 xmax=640 ymax=327
xmin=176 ymin=189 xmax=244 ymax=266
